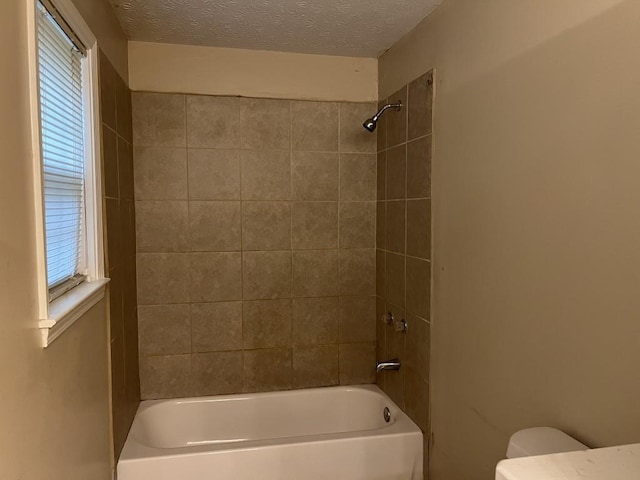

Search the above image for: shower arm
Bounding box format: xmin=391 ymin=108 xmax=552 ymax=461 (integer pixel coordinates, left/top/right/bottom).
xmin=372 ymin=102 xmax=403 ymax=122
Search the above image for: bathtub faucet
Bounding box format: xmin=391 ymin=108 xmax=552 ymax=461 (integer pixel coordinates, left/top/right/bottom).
xmin=376 ymin=359 xmax=401 ymax=373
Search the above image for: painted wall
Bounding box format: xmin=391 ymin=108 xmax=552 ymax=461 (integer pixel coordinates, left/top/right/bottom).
xmin=0 ymin=0 xmax=125 ymax=478
xmin=379 ymin=1 xmax=640 ymax=479
xmin=128 ymin=41 xmax=378 ymax=102
xmin=70 ymin=0 xmax=128 ymax=80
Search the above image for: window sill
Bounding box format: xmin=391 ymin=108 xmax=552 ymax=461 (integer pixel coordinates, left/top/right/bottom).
xmin=39 ymin=278 xmax=109 ymax=347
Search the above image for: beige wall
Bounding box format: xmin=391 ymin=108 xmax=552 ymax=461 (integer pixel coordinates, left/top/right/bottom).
xmin=379 ymin=0 xmax=640 ymax=479
xmin=70 ymin=0 xmax=128 ymax=81
xmin=0 ymin=0 xmax=116 ymax=478
xmin=128 ymin=41 xmax=378 ymax=102
xmin=132 ymin=92 xmax=378 ymax=398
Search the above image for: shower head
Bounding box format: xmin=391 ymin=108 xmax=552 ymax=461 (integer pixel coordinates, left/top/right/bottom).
xmin=362 ymin=102 xmax=403 ymax=132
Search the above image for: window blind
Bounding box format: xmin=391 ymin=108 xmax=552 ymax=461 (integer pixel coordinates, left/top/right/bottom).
xmin=37 ymin=1 xmax=87 ymax=293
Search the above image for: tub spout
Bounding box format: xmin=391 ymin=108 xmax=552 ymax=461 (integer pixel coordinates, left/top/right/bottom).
xmin=376 ymin=359 xmax=401 ymax=373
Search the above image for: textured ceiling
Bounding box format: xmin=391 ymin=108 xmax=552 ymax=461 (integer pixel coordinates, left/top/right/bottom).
xmin=109 ymin=0 xmax=442 ymax=57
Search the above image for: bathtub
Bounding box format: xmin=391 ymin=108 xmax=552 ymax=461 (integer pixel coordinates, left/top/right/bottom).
xmin=118 ymin=385 xmax=423 ymax=480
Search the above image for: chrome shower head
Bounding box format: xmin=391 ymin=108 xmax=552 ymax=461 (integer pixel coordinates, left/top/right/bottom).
xmin=363 ymin=118 xmax=377 ymax=132
xmin=362 ymin=102 xmax=403 ymax=132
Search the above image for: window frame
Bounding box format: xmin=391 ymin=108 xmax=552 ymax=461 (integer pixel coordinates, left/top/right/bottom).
xmin=27 ymin=0 xmax=107 ymax=347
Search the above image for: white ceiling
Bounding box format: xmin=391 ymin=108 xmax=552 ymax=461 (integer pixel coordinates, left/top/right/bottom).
xmin=109 ymin=0 xmax=442 ymax=57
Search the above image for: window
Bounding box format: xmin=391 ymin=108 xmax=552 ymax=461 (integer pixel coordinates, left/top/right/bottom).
xmin=29 ymin=0 xmax=106 ymax=346
xmin=37 ymin=0 xmax=87 ymax=299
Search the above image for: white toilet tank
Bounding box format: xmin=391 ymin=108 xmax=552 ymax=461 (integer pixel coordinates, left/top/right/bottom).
xmin=506 ymin=427 xmax=589 ymax=458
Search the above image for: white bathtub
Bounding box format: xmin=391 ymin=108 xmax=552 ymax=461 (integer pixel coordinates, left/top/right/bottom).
xmin=118 ymin=385 xmax=423 ymax=480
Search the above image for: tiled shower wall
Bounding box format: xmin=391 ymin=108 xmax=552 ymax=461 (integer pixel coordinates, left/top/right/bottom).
xmin=99 ymin=52 xmax=140 ymax=458
xmin=376 ymin=71 xmax=433 ymax=476
xmin=132 ymin=93 xmax=379 ymax=399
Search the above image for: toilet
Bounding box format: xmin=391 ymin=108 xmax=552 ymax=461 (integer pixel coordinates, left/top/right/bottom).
xmin=505 ymin=427 xmax=589 ymax=458
xmin=496 ymin=427 xmax=589 ymax=479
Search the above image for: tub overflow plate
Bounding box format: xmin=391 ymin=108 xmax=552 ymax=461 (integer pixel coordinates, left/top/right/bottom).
xmin=383 ymin=407 xmax=391 ymax=423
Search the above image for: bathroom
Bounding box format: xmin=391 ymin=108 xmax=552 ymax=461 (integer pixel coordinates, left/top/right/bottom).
xmin=1 ymin=0 xmax=640 ymax=479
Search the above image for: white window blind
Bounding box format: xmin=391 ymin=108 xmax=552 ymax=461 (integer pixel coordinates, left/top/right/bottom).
xmin=37 ymin=1 xmax=87 ymax=294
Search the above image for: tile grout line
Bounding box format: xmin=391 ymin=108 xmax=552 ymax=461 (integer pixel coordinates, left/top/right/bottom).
xmin=336 ymin=103 xmax=342 ymax=383
xmin=288 ymin=99 xmax=294 ymax=386
xmin=183 ymin=95 xmax=195 ymax=374
xmin=239 ymin=102 xmax=246 ymax=393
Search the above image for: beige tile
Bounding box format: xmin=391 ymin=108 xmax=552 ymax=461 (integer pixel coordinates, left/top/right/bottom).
xmin=376 ymin=249 xmax=386 ymax=298
xmin=377 ymin=151 xmax=386 ymax=201
xmin=118 ymin=138 xmax=134 ymax=200
xmin=110 ymin=336 xmax=125 ymax=402
xmin=423 ymin=438 xmax=430 ymax=480
xmin=405 ymin=370 xmax=429 ymax=432
xmin=339 ymin=296 xmax=376 ymax=343
xmin=191 ymin=351 xmax=243 ymax=396
xmin=340 ymin=153 xmax=376 ymax=201
xmin=293 ymin=345 xmax=339 ymax=388
xmin=243 ymin=348 xmax=292 ymax=392
xmin=108 ymin=266 xmax=123 ymax=340
xmin=339 ymin=102 xmax=377 ymax=153
xmin=339 ymin=343 xmax=376 ymax=384
xmin=387 ymin=86 xmax=407 ymax=148
xmin=376 ymin=296 xmax=386 ymax=359
xmin=186 ymin=95 xmax=240 ymax=148
xmin=386 ymin=200 xmax=406 ymax=254
xmin=190 ymin=252 xmax=242 ymax=302
xmin=188 ymin=149 xmax=240 ymax=200
xmin=405 ymin=315 xmax=430 ymax=382
xmin=120 ymin=199 xmax=137 ymax=259
xmin=138 ymin=304 xmax=191 ymax=356
xmin=407 ymin=136 xmax=431 ymax=199
xmin=339 ymin=202 xmax=376 ymax=249
xmin=292 ymin=202 xmax=338 ymax=249
xmin=121 ymin=259 xmax=138 ymax=335
xmin=385 ymin=252 xmax=405 ymax=308
xmin=406 ymin=199 xmax=431 ymax=259
xmin=106 ymin=198 xmax=121 ymax=269
xmin=291 ymin=101 xmax=338 ymax=151
xmin=376 ymin=99 xmax=388 ymax=152
xmin=241 ymin=150 xmax=291 ymax=200
xmin=384 ymin=310 xmax=406 ymax=407
xmin=408 ymin=72 xmax=433 ymax=140
xmin=292 ymin=151 xmax=338 ymax=200
xmin=115 ymin=74 xmax=132 ymax=142
xmin=135 ymin=201 xmax=188 ymax=252
xmin=103 ymin=126 xmax=118 ymax=198
xmin=376 ymin=323 xmax=385 ymax=391
xmin=191 ymin=302 xmax=243 ymax=352
xmin=140 ymin=354 xmax=191 ymax=399
xmin=406 ymin=257 xmax=431 ymax=319
xmin=133 ymin=93 xmax=186 ymax=147
xmin=376 ymin=201 xmax=385 ymax=249
xmin=240 ymin=98 xmax=290 ymax=150
xmin=243 ymin=251 xmax=291 ymax=300
xmin=243 ymin=299 xmax=292 ymax=349
xmin=292 ymin=250 xmax=338 ymax=297
xmin=99 ymin=53 xmax=116 ymax=130
xmin=386 ymin=144 xmax=406 ymax=200
xmin=189 ymin=201 xmax=242 ymax=252
xmin=134 ymin=146 xmax=187 ymax=200
xmin=292 ymin=297 xmax=339 ymax=345
xmin=242 ymin=202 xmax=291 ymax=251
xmin=137 ymin=253 xmax=190 ymax=305
xmin=339 ymin=249 xmax=375 ymax=296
